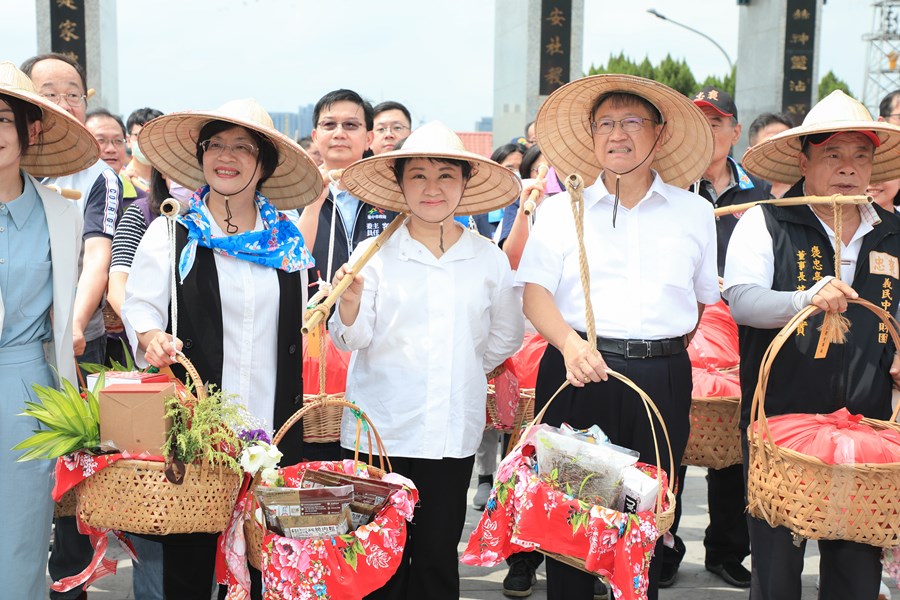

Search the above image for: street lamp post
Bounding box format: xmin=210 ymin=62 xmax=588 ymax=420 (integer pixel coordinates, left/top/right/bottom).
xmin=647 ymin=9 xmax=735 ymax=72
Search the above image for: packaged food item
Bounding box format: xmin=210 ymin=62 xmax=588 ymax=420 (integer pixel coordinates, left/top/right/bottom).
xmin=256 ymin=485 xmax=353 ymax=540
xmin=300 ymin=470 xmax=402 ymax=529
xmin=535 ymin=428 xmax=638 ymax=507
xmin=559 ymin=422 xmax=610 ymax=445
xmin=617 ymin=465 xmax=660 ymax=514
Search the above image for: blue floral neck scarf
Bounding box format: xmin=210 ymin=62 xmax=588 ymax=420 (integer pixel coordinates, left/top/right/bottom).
xmin=177 ymin=185 xmax=314 ymax=281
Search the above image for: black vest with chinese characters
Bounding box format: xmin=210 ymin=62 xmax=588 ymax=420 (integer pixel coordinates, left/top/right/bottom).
xmin=167 ymin=224 xmax=306 ymax=464
xmin=737 ymin=180 xmax=900 ymax=428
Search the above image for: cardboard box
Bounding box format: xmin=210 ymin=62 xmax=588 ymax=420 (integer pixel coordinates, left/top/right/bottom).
xmin=86 ymin=370 xmax=170 ymax=392
xmin=99 ymin=382 xmax=175 ymax=456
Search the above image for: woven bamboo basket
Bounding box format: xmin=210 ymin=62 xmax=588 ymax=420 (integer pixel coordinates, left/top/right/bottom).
xmin=75 ymin=355 xmax=243 ymax=535
xmin=245 ymin=398 xmax=392 ymax=570
xmin=54 ymin=488 xmax=78 ymax=518
xmin=486 ymin=387 xmax=536 ymax=433
xmin=747 ymin=299 xmax=900 ymax=548
xmin=301 ymin=322 xmax=346 ymax=444
xmin=520 ymin=370 xmax=677 ymax=573
xmin=682 ymin=392 xmax=742 ymax=469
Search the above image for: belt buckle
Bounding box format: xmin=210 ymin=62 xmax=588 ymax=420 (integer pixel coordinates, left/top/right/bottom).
xmin=625 ymin=340 xmax=651 ymax=359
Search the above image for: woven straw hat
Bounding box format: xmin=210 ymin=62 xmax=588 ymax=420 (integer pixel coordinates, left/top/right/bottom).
xmin=0 ymin=61 xmax=99 ymax=177
xmin=742 ymin=90 xmax=900 ymax=185
xmin=137 ymin=98 xmax=323 ymax=210
xmin=534 ymin=74 xmax=714 ymax=189
xmin=341 ymin=121 xmax=522 ymax=216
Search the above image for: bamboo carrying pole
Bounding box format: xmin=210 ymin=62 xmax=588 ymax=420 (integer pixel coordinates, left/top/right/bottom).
xmin=302 ymin=213 xmax=406 ymax=334
xmin=43 ymin=184 xmax=81 ymax=200
xmin=523 ymin=164 xmax=549 ymax=216
xmin=713 ymin=194 xmax=871 ymax=217
xmin=159 ymin=197 xmax=187 ymax=218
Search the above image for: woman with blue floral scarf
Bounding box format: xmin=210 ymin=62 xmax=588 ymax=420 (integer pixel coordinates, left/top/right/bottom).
xmin=122 ymin=99 xmax=323 ymax=600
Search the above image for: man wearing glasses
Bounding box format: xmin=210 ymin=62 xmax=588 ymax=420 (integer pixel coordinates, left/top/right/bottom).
xmin=20 ymin=52 xmax=123 ymax=600
xmin=516 ymin=75 xmax=718 ymax=599
xmin=371 ymin=100 xmax=412 ymax=155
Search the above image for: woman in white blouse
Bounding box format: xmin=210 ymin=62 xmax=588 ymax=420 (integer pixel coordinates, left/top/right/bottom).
xmin=121 ymin=99 xmax=322 ymax=599
xmin=330 ymin=121 xmax=524 ymax=600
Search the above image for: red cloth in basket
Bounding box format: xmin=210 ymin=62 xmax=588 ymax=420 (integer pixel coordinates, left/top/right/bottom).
xmin=462 ymin=440 xmax=669 ymax=600
xmin=764 ymin=408 xmax=900 ymax=465
xmin=506 ymin=333 xmax=548 ymax=390
xmin=303 ymin=337 xmax=351 ymax=395
xmin=691 ymin=366 xmax=741 ymax=398
xmin=688 ymin=301 xmax=739 ymax=370
xmin=219 ymin=460 xmax=418 ymax=600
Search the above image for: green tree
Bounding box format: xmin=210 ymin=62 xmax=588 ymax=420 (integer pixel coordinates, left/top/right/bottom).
xmin=701 ymin=67 xmax=736 ymax=96
xmin=818 ymin=70 xmax=853 ymax=99
xmin=588 ymin=53 xmax=728 ymax=97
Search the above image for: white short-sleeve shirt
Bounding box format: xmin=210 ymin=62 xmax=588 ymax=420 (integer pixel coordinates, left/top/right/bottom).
xmin=516 ymin=171 xmax=720 ymax=339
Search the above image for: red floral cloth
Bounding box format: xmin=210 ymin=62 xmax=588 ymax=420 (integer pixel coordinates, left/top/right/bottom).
xmin=462 ymin=443 xmax=669 ymax=600
xmin=688 ymin=301 xmax=739 ymax=370
xmin=50 ymin=451 xmax=142 ymax=593
xmin=219 ymin=460 xmax=418 ymax=600
xmin=763 ymin=408 xmax=900 ymax=465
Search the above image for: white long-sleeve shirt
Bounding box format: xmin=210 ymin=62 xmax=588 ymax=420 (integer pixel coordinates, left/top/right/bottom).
xmin=329 ymin=221 xmax=524 ymax=459
xmin=121 ymin=205 xmax=280 ymax=430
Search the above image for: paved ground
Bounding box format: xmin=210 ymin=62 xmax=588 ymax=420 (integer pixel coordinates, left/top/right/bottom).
xmin=52 ymin=466 xmax=893 ymax=599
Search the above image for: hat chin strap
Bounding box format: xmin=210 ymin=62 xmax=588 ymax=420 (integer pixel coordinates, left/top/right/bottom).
xmin=602 ymin=122 xmax=667 ymax=228
xmin=209 ymin=161 xmax=260 ymax=234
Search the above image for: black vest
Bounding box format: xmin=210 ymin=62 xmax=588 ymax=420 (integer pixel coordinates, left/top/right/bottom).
xmin=738 ymin=180 xmax=900 ymax=428
xmin=167 ymin=224 xmax=306 ymax=464
xmin=308 ymin=191 xmax=397 ymax=296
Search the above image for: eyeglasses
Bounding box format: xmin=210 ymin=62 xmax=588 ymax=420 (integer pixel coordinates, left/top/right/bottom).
xmin=590 ymin=117 xmax=658 ymax=136
xmin=95 ymin=137 xmax=126 ymax=148
xmin=41 ymin=92 xmax=87 ymax=107
xmin=317 ymin=120 xmax=364 ymax=132
xmin=374 ymin=124 xmax=410 ymax=136
xmin=199 ymin=139 xmax=258 ymax=157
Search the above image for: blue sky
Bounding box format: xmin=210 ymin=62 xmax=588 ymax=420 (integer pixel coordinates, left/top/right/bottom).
xmin=0 ymin=0 xmax=868 ymax=130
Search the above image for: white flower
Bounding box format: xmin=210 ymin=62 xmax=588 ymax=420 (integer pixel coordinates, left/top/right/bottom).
xmin=239 ymin=442 xmax=283 ymax=476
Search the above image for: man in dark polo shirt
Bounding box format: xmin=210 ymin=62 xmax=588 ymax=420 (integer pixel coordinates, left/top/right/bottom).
xmin=724 ymin=90 xmax=900 ymax=599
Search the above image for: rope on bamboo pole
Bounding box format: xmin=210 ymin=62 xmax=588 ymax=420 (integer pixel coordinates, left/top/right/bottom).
xmin=815 ymin=196 xmax=852 ymax=356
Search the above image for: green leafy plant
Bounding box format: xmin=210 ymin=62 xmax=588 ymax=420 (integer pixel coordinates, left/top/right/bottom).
xmin=13 ymin=374 xmax=103 ymax=461
xmin=162 ymin=383 xmax=248 ymax=473
xmin=79 ymin=339 xmax=136 ymax=374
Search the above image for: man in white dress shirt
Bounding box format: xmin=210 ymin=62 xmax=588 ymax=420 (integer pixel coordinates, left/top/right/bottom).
xmin=516 ymin=75 xmax=718 ymax=600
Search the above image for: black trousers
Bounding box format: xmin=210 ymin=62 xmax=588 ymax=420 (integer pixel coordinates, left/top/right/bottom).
xmin=534 ymin=343 xmax=692 ymax=600
xmin=342 ymin=450 xmax=475 ymax=600
xmin=741 ymin=434 xmax=883 ymax=600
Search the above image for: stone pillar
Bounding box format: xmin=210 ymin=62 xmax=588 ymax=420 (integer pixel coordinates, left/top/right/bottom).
xmin=734 ymin=0 xmax=823 ymax=156
xmin=493 ymin=0 xmax=583 ymax=148
xmin=35 ymin=0 xmax=118 ymax=114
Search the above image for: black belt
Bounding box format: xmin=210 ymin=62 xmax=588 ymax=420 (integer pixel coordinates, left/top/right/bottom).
xmin=595 ymin=335 xmax=687 ymax=359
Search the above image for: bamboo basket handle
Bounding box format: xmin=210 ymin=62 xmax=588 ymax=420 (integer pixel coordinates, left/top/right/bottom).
xmin=247 ymin=399 xmax=392 ymax=496
xmin=749 ymin=298 xmax=900 ymax=469
xmin=175 ymin=354 xmax=206 ymax=403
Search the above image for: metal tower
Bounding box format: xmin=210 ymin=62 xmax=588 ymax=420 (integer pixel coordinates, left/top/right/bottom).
xmin=863 ymin=1 xmax=900 ymax=114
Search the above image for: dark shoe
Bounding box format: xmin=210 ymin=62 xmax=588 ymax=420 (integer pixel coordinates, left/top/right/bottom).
xmin=706 ymin=561 xmax=751 ymax=588
xmin=659 ymin=561 xmax=679 ymax=588
xmin=502 ymin=560 xmax=537 ymax=597
xmin=593 ymin=578 xmax=610 ymax=600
